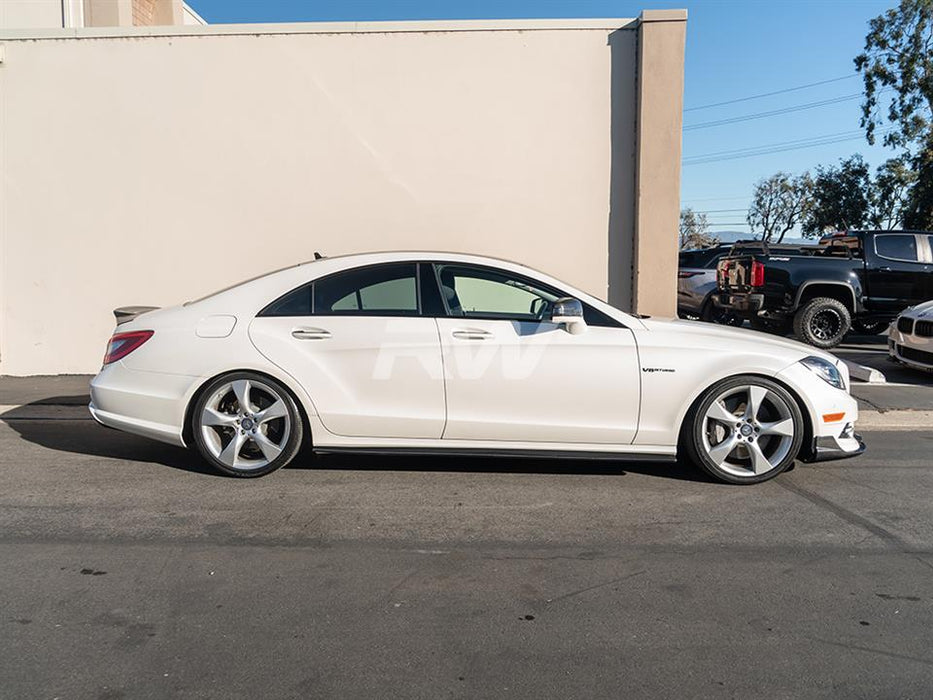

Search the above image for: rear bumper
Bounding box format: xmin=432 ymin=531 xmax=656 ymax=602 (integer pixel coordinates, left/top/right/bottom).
xmin=89 ymin=362 xmax=196 ymax=447
xmin=713 ymin=292 xmax=764 ymax=314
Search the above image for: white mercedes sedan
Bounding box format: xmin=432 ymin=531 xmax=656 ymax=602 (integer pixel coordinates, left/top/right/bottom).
xmin=90 ymin=252 xmax=864 ymax=483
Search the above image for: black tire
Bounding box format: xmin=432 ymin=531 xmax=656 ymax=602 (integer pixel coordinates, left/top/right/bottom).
xmin=682 ymin=375 xmax=804 ymax=485
xmin=852 ymin=319 xmax=887 ymax=335
xmin=793 ymin=297 xmax=851 ymax=349
xmin=190 ymin=372 xmax=304 ymax=478
xmin=701 ymin=299 xmax=743 ymax=326
xmin=749 ymin=317 xmax=792 ymax=336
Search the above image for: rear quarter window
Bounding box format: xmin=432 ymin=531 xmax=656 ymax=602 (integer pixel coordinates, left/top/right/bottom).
xmin=874 ymin=234 xmax=920 ymax=262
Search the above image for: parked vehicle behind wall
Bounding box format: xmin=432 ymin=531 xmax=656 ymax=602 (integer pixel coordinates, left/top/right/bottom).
xmin=678 ymin=245 xmax=742 ymax=325
xmin=715 ymin=231 xmax=933 ymax=348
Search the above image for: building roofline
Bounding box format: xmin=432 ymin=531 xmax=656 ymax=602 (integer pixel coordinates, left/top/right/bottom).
xmin=0 ymin=16 xmax=664 ymax=41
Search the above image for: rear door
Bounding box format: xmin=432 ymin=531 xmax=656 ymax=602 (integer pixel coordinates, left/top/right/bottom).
xmin=248 ymin=262 xmax=446 ymax=439
xmin=865 ymin=234 xmax=928 ymax=313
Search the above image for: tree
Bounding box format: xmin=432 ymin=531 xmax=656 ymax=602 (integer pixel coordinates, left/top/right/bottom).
xmin=869 ymin=156 xmax=917 ymax=229
xmin=803 ymin=155 xmax=872 ymax=236
xmin=900 ymin=135 xmax=933 ymax=228
xmin=747 ymin=173 xmax=814 ymax=243
xmin=679 ymin=208 xmax=719 ymax=250
xmin=855 ymin=0 xmax=933 ymax=228
xmin=855 ymin=0 xmax=933 ymax=150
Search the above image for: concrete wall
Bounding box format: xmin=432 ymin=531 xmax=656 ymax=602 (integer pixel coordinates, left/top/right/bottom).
xmin=0 ymin=15 xmax=685 ymax=375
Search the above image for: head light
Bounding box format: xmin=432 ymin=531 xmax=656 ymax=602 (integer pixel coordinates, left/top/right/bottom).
xmin=800 ymin=356 xmax=845 ymax=390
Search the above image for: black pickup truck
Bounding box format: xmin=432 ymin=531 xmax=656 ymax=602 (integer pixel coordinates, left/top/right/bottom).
xmin=715 ymin=231 xmax=933 ymax=348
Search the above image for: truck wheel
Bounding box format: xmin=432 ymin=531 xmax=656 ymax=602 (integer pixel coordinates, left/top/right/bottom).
xmin=749 ymin=317 xmax=791 ymax=336
xmin=701 ymin=299 xmax=741 ymax=326
xmin=793 ymin=297 xmax=851 ymax=348
xmin=852 ymin=319 xmax=887 ymax=335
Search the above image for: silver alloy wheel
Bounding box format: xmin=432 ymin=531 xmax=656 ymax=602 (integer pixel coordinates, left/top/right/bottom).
xmin=701 ymin=384 xmax=795 ymax=477
xmin=199 ymin=378 xmax=291 ymax=472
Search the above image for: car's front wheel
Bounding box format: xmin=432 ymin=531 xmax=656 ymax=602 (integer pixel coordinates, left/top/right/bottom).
xmin=683 ymin=375 xmax=804 ymax=484
xmin=191 ymin=372 xmax=304 ymax=477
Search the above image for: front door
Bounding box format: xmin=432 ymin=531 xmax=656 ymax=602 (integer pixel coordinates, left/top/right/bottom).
xmin=431 ymin=263 xmax=640 ymax=444
xmin=249 ymin=262 xmax=445 ymax=439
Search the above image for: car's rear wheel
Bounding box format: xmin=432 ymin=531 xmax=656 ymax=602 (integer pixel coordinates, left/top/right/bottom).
xmin=191 ymin=372 xmax=303 ymax=477
xmin=793 ymin=297 xmax=851 ymax=348
xmin=683 ymin=375 xmax=804 ymax=484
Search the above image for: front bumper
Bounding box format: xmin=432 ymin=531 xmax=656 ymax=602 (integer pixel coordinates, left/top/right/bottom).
xmin=775 ymin=361 xmax=864 ymax=464
xmin=888 ymin=334 xmax=933 ymax=373
xmin=801 ymin=430 xmax=866 ymax=463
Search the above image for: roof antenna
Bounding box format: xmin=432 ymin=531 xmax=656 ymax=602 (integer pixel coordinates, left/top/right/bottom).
xmin=314 ymin=251 xmax=325 ymax=260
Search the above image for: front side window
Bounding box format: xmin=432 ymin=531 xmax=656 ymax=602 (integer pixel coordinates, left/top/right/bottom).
xmin=434 ymin=264 xmax=559 ymax=321
xmin=875 ymin=234 xmax=919 ymax=262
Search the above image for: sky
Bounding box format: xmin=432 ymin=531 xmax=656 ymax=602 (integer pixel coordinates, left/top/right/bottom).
xmin=190 ymin=0 xmax=900 ymax=233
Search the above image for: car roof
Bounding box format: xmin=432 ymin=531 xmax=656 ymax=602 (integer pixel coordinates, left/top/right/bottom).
xmin=191 ymin=250 xmax=646 ymax=329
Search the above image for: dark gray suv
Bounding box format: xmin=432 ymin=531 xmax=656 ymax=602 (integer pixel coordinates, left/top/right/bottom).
xmin=678 ymin=245 xmax=740 ymax=324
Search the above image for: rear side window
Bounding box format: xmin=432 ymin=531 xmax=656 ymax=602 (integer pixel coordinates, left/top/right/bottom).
xmin=315 ymin=263 xmax=418 ymax=315
xmin=260 ymin=263 xmax=419 ymax=317
xmin=875 ymin=235 xmax=919 ymax=262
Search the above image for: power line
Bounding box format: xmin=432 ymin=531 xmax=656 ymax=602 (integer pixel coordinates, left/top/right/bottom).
xmin=684 ymin=93 xmax=862 ymax=131
xmin=682 ymin=128 xmax=890 ymax=166
xmin=689 ymin=208 xmax=748 ymax=213
xmin=686 ymin=129 xmax=865 ymax=159
xmin=684 ymin=74 xmax=860 ymax=112
xmin=681 ymin=195 xmax=751 ymax=202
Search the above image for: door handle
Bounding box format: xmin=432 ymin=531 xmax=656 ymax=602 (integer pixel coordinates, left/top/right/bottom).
xmin=451 ymin=328 xmax=492 ymax=340
xmin=291 ymin=327 xmax=331 ymax=340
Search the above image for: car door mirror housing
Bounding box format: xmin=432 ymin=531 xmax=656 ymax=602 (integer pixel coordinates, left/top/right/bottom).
xmin=551 ymin=297 xmax=587 ymax=334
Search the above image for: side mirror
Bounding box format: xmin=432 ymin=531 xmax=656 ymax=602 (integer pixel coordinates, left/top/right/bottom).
xmin=551 ymin=297 xmax=587 ymax=334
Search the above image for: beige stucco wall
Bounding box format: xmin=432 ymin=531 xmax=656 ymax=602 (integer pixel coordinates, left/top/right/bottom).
xmin=0 ymin=0 xmax=63 ymax=29
xmin=0 ymin=16 xmax=685 ymax=375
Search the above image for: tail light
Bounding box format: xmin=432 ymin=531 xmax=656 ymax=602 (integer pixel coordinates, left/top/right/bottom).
xmin=103 ymin=330 xmax=153 ymax=365
xmin=679 ymin=271 xmax=703 ymax=279
xmin=750 ymin=260 xmax=765 ymax=287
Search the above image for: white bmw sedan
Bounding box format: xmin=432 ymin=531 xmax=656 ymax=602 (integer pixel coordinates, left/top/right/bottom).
xmin=90 ymin=252 xmax=864 ymax=483
xmin=888 ymin=300 xmax=933 ymax=373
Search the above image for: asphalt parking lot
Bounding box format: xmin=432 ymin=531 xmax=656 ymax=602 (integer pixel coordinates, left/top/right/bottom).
xmin=1 ymin=375 xmax=932 ymax=698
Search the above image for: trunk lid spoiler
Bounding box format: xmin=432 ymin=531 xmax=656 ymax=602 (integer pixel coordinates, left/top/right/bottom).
xmin=113 ymin=306 xmax=159 ymax=326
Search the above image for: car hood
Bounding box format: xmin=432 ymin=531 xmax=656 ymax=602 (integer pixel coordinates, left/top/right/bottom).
xmin=903 ymin=299 xmax=933 ymax=318
xmin=639 ymin=317 xmax=838 ymax=365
